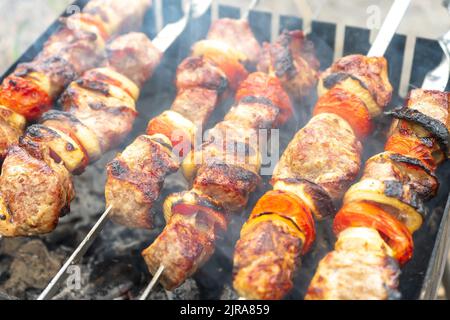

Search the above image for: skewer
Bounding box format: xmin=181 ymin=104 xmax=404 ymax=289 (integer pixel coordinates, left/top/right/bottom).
xmin=139 ymin=0 xmax=412 ymax=301
xmin=306 ymin=34 xmax=449 ymax=301
xmin=37 ymin=205 xmax=112 ymax=300
xmin=139 ymin=265 xmax=165 ymax=300
xmin=37 ymin=0 xmax=212 ymax=301
xmin=137 ymin=0 xmax=261 ymax=301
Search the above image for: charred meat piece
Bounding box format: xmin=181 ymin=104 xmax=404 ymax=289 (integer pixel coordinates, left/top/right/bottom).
xmin=193 ymin=160 xmax=261 ymax=212
xmin=273 ymin=113 xmax=362 ymax=201
xmin=0 ymin=145 xmax=74 ymax=237
xmin=318 ymin=54 xmax=392 ymax=109
xmin=0 ymin=105 xmax=26 ymax=158
xmin=175 ymin=56 xmax=228 ymax=93
xmin=20 ymin=124 xmax=89 ymax=175
xmin=106 ymin=32 xmax=162 ymax=87
xmin=171 ymin=87 xmax=219 ymax=126
xmin=257 ymin=30 xmax=319 ymax=100
xmin=233 ymin=216 xmax=304 ymax=300
xmin=142 ymin=213 xmax=219 ymax=290
xmin=59 ymin=77 xmax=137 ymax=152
xmin=15 ymin=55 xmax=78 ymax=99
xmin=224 ymin=97 xmax=279 ymax=129
xmin=105 ymin=134 xmax=179 ymax=229
xmin=362 ymin=152 xmax=438 ymax=200
xmin=83 ymin=0 xmax=151 ymax=36
xmin=207 ymin=18 xmax=261 ymax=67
xmin=40 ymin=110 xmax=102 ymax=163
xmin=306 ymin=227 xmax=400 ymax=300
xmin=40 ymin=15 xmax=106 ymax=75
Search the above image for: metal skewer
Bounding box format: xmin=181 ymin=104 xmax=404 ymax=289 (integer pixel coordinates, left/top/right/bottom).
xmin=37 ymin=0 xmax=212 ymax=301
xmin=140 ymin=0 xmax=412 ymax=301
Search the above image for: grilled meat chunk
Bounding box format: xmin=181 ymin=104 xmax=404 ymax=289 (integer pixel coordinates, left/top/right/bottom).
xmin=83 ymin=0 xmax=151 ymax=36
xmin=106 ymin=32 xmax=162 ymax=87
xmin=306 ymin=227 xmax=400 ymax=300
xmin=0 ymin=145 xmax=74 ymax=237
xmin=59 ymin=76 xmax=137 ymax=152
xmin=273 ymin=113 xmax=362 ymax=201
xmin=0 ymin=105 xmax=26 ymax=158
xmin=175 ymin=56 xmax=228 ymax=93
xmin=40 ymin=110 xmax=102 ymax=163
xmin=233 ymin=217 xmax=303 ymax=300
xmin=207 ymin=18 xmax=261 ymax=67
xmin=142 ymin=213 xmax=219 ymax=290
xmin=105 ymin=134 xmax=179 ymax=229
xmin=41 ymin=15 xmax=106 ymax=75
xmin=318 ymin=54 xmax=392 ymax=109
xmin=171 ymin=87 xmax=219 ymax=126
xmin=257 ymin=30 xmax=319 ymax=100
xmin=362 ymin=152 xmax=438 ymax=200
xmin=193 ymin=161 xmax=261 ymax=212
xmin=20 ymin=124 xmax=89 ymax=175
xmin=15 ymin=55 xmax=78 ymax=99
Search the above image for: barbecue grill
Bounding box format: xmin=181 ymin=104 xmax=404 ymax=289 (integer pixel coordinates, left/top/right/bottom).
xmin=0 ymin=0 xmax=449 ymax=300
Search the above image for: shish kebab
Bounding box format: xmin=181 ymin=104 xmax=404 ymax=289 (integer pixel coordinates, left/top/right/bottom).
xmin=305 ymin=78 xmax=449 ymax=299
xmin=138 ymin=0 xmax=410 ymax=299
xmin=0 ymin=0 xmax=152 ymax=159
xmin=0 ymin=30 xmax=161 ymax=237
xmin=232 ymin=0 xmax=411 ymax=300
xmin=137 ymin=31 xmax=320 ymax=293
xmin=37 ymin=5 xmax=260 ymax=299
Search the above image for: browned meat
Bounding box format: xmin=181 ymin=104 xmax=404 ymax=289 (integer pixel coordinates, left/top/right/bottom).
xmin=40 ymin=17 xmax=106 ymax=75
xmin=171 ymin=88 xmax=219 ymax=126
xmin=175 ymin=56 xmax=228 ymax=93
xmin=59 ymin=76 xmax=137 ymax=152
xmin=319 ymin=54 xmax=392 ymax=109
xmin=257 ymin=30 xmax=319 ymax=100
xmin=106 ymin=32 xmax=162 ymax=87
xmin=20 ymin=124 xmax=89 ymax=175
xmin=207 ymin=18 xmax=261 ymax=66
xmin=15 ymin=55 xmax=78 ymax=98
xmin=142 ymin=213 xmax=218 ymax=290
xmin=223 ymin=98 xmax=279 ymax=129
xmin=233 ymin=217 xmax=303 ymax=300
xmin=306 ymin=227 xmax=400 ymax=300
xmin=193 ymin=161 xmax=261 ymax=212
xmin=40 ymin=110 xmax=102 ymax=163
xmin=0 ymin=106 xmax=26 ymax=158
xmin=0 ymin=145 xmax=74 ymax=237
xmin=273 ymin=113 xmax=362 ymax=201
xmin=362 ymin=152 xmax=438 ymax=200
xmin=105 ymin=134 xmax=179 ymax=229
xmin=83 ymin=0 xmax=151 ymax=36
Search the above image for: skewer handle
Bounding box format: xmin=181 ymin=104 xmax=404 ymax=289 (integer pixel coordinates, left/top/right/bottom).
xmin=37 ymin=205 xmax=113 ymax=300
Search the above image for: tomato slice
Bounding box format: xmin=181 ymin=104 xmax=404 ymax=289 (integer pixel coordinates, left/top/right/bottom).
xmin=313 ymin=87 xmax=372 ymax=140
xmin=0 ymin=75 xmax=53 ymax=120
xmin=172 ymin=202 xmax=228 ymax=232
xmin=194 ymin=43 xmax=249 ymax=92
xmin=250 ymin=190 xmax=315 ymax=254
xmin=333 ymin=201 xmax=413 ymax=265
xmin=147 ymin=115 xmax=192 ymax=157
xmin=236 ymin=72 xmax=293 ymax=126
xmin=385 ymin=133 xmax=436 ymax=172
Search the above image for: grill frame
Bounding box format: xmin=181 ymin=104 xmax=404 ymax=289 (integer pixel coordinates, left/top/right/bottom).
xmin=0 ymin=0 xmax=449 ymax=300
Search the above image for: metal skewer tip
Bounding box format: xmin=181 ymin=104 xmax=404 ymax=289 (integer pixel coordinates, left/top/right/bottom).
xmin=139 ymin=265 xmax=165 ymax=300
xmin=37 ymin=205 xmax=113 ymax=300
